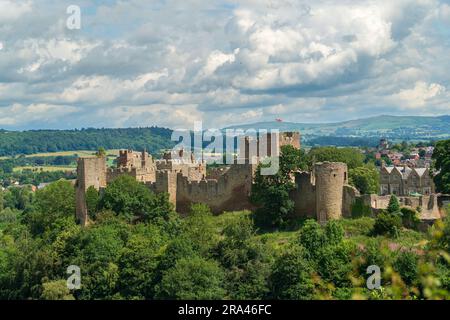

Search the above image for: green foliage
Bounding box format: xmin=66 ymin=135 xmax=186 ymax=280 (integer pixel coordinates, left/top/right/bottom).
xmin=156 ymin=256 xmax=226 ymax=300
xmin=387 ymin=195 xmax=400 ymax=214
xmin=40 ymin=280 xmax=75 ymax=300
xmin=432 ymin=139 xmax=450 ymax=193
xmin=96 ymin=147 xmax=106 ymax=157
xmin=2 ymin=186 xmax=33 ymax=211
xmin=349 ymin=164 xmax=380 ymax=194
xmin=117 ymin=225 xmax=163 ymax=299
xmin=251 ymin=145 xmax=307 ymax=229
xmin=0 ymin=127 xmax=174 ymax=157
xmin=215 ymin=215 xmax=271 ymax=299
xmin=64 ymin=219 xmax=130 ymax=300
xmin=270 ymin=245 xmax=314 ymax=300
xmin=99 ymin=175 xmax=175 ymax=223
xmin=351 ymin=198 xmax=372 ymax=218
xmin=372 ymin=211 xmax=402 ymax=238
xmin=393 ymin=251 xmax=419 ymax=286
xmin=25 ymin=180 xmax=75 ymax=236
xmin=85 ymin=186 xmax=99 ymax=220
xmin=400 ymin=207 xmax=420 ymax=230
xmin=316 ymin=241 xmax=355 ymax=288
xmin=182 ymin=204 xmax=218 ymax=256
xmin=299 ymin=220 xmax=327 ymax=257
xmin=307 ymin=147 xmax=364 ymax=169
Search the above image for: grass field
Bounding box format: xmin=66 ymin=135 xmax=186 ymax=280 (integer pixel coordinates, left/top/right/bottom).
xmin=13 ymin=166 xmax=77 ymax=173
xmin=0 ymin=149 xmax=121 ymax=160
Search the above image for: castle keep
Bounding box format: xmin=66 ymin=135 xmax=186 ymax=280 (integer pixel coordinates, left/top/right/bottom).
xmin=75 ymin=131 xmax=442 ymax=226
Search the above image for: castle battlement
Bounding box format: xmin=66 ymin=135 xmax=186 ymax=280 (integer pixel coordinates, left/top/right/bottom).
xmin=75 ymin=132 xmax=441 ymax=227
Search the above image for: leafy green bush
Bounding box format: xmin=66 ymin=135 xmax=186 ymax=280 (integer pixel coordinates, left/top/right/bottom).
xmin=351 ymin=198 xmax=372 ymax=218
xmin=156 ymin=256 xmax=226 ymax=300
xmin=393 ymin=251 xmax=419 ymax=286
xmin=372 ymin=211 xmax=402 ymax=238
xmin=400 ymin=207 xmax=420 ymax=230
xmin=270 ymin=245 xmax=314 ymax=300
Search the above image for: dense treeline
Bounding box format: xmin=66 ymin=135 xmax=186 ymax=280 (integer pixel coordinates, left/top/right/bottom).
xmin=0 ymin=127 xmax=174 ymax=157
xmin=0 ymin=177 xmax=448 ymax=300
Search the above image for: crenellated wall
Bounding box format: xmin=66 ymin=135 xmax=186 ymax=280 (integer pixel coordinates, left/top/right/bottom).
xmin=175 ymin=164 xmax=256 ymax=214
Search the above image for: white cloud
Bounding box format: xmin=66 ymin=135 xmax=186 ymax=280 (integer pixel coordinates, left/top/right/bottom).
xmin=0 ymin=0 xmax=448 ymax=129
xmin=0 ymin=0 xmax=31 ymax=22
xmin=390 ymin=81 xmax=446 ymax=108
xmin=0 ymin=103 xmax=78 ymax=126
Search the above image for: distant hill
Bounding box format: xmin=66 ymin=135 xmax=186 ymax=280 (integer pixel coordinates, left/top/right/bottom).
xmin=0 ymin=127 xmax=175 ymax=157
xmin=226 ymin=115 xmax=450 ymax=146
xmin=1 ymin=115 xmax=449 ymax=156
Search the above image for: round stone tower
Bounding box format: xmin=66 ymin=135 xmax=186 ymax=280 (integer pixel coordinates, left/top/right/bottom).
xmin=314 ymin=162 xmax=348 ymax=223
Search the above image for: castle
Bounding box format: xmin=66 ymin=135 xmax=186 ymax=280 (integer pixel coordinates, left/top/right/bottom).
xmin=75 ymin=131 xmax=443 ymax=226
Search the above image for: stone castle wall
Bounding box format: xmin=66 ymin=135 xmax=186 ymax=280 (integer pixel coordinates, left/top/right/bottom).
xmin=175 ymin=164 xmax=256 ymax=214
xmin=362 ymin=194 xmax=441 ymax=220
xmin=292 ymin=172 xmax=316 ymax=218
xmin=74 ymin=132 xmax=444 ymax=225
xmin=75 ymin=156 xmax=107 ymax=226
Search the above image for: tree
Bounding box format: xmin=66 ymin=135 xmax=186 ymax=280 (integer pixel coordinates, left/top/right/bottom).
xmin=64 ymin=221 xmax=129 ymax=300
xmin=387 ymin=195 xmax=400 ymax=214
xmin=432 ymin=139 xmax=450 ymax=193
xmin=25 ymin=180 xmax=75 ymax=236
xmin=96 ymin=147 xmax=106 ymax=158
xmin=99 ymin=175 xmax=174 ymax=223
xmin=270 ymin=245 xmax=315 ymax=300
xmin=299 ymin=219 xmax=327 ymax=258
xmin=393 ymin=251 xmax=419 ymax=286
xmin=251 ymin=145 xmax=308 ymax=229
xmin=117 ymin=225 xmax=164 ymax=299
xmin=85 ymin=186 xmax=99 ymax=220
xmin=349 ymin=164 xmax=380 ymax=195
xmin=182 ymin=204 xmax=218 ymax=256
xmin=372 ymin=211 xmax=402 ymax=238
xmin=156 ymin=256 xmax=226 ymax=300
xmin=215 ymin=215 xmax=271 ymax=299
xmin=307 ymin=147 xmax=364 ymax=169
xmin=40 ymin=280 xmax=75 ymax=300
xmin=316 ymin=242 xmax=355 ymax=288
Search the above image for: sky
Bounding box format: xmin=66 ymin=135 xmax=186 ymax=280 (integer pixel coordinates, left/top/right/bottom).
xmin=0 ymin=0 xmax=449 ymax=130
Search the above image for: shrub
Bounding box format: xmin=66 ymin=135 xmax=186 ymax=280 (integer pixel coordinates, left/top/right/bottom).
xmin=387 ymin=195 xmax=400 ymax=214
xmin=270 ymin=245 xmax=315 ymax=300
xmin=372 ymin=211 xmax=402 ymax=238
xmin=393 ymin=251 xmax=419 ymax=286
xmin=156 ymin=256 xmax=225 ymax=300
xmin=351 ymin=198 xmax=372 ymax=218
xmin=400 ymin=207 xmax=420 ymax=230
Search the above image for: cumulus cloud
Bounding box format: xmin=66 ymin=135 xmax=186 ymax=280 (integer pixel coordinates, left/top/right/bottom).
xmin=391 ymin=81 xmax=446 ymax=108
xmin=0 ymin=0 xmax=449 ymax=130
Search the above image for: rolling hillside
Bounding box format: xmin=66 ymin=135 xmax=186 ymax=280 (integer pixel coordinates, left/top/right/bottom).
xmin=226 ymin=115 xmax=450 ymax=145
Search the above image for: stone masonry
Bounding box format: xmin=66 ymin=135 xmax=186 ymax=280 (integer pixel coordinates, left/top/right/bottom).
xmin=75 ymin=131 xmax=443 ymax=226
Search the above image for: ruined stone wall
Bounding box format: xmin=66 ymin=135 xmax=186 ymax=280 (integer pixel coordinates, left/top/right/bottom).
xmin=107 ymin=167 xmax=156 ymax=183
xmin=314 ymin=162 xmax=347 ymax=222
xmin=342 ymin=185 xmax=360 ymax=218
xmin=362 ymin=194 xmax=441 ymax=220
xmin=75 ymin=156 xmax=107 ymax=226
xmin=279 ymin=132 xmax=301 ymax=150
xmin=292 ymin=172 xmax=316 ymax=218
xmin=147 ymin=170 xmax=178 ymax=207
xmin=175 ymin=164 xmax=256 ymax=214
